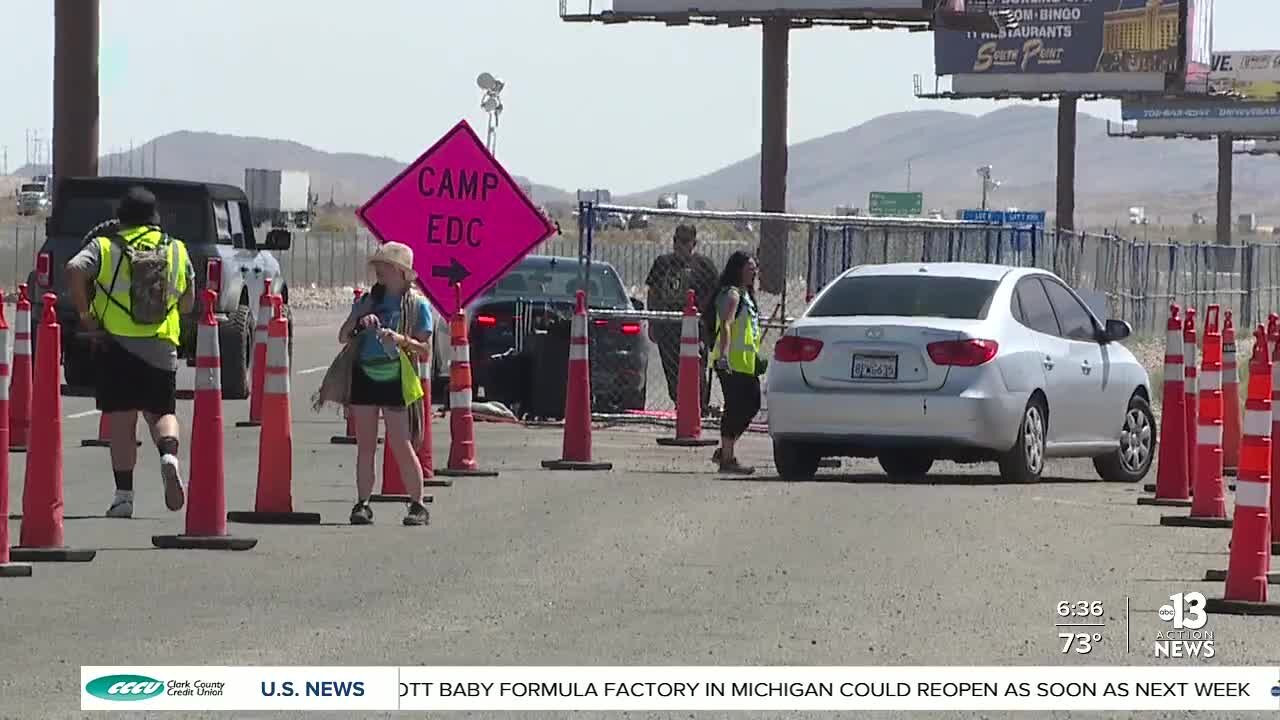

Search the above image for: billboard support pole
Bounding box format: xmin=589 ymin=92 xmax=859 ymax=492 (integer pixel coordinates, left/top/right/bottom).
xmin=1055 ymin=94 xmax=1078 ymax=241
xmin=759 ymin=17 xmax=788 ymax=297
xmin=53 ymin=0 xmax=100 ymax=195
xmin=1217 ymin=134 xmax=1234 ymax=247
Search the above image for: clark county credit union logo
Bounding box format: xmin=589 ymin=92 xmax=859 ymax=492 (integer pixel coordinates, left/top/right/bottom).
xmin=85 ymin=674 xmax=226 ymax=702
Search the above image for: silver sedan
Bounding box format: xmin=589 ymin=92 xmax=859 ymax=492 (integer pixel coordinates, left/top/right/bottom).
xmin=767 ymin=262 xmax=1154 ymax=483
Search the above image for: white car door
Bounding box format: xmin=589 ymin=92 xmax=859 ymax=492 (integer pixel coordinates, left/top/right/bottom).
xmin=1013 ymin=278 xmax=1077 ymax=443
xmin=1039 ymin=279 xmax=1109 ymax=443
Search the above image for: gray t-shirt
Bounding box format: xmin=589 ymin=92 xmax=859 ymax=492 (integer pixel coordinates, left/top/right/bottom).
xmin=67 ymin=234 xmax=196 ymax=372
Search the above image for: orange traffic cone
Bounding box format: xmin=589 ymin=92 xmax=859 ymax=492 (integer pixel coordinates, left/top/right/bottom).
xmin=438 ymin=284 xmax=498 ymax=478
xmin=1183 ymin=307 xmax=1199 ymax=491
xmin=11 ymin=296 xmax=96 ymax=562
xmin=154 ymin=290 xmax=258 ymax=551
xmin=1163 ymin=305 xmax=1232 ymax=529
xmin=9 ymin=284 xmax=31 ymax=453
xmin=418 ymin=352 xmax=450 ymax=488
xmin=1140 ymin=304 xmax=1191 ymax=507
xmin=330 ymin=288 xmax=373 ymax=445
xmin=0 ymin=300 xmax=31 ymax=577
xmin=543 ymin=290 xmax=613 ymax=471
xmin=1203 ymin=325 xmax=1280 ymax=615
xmin=1271 ymin=315 xmax=1280 ymax=558
xmin=227 ymin=297 xmax=321 ymax=525
xmin=1222 ymin=311 xmax=1241 ymax=475
xmin=236 ymin=279 xmax=274 ymax=429
xmin=657 ymin=290 xmax=717 ymax=448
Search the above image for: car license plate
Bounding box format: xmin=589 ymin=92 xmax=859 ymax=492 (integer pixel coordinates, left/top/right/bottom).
xmin=852 ymin=354 xmax=898 ymax=380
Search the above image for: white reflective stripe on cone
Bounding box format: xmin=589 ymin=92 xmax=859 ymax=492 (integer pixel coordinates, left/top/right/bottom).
xmin=0 ymin=364 xmax=10 ymax=401
xmin=1199 ymin=370 xmax=1222 ymax=390
xmin=1167 ymin=329 xmax=1181 ymax=349
xmin=569 ymin=342 xmax=588 ymax=361
xmin=1197 ymin=424 xmax=1224 ymax=446
xmin=13 ymin=339 xmax=30 ymax=355
xmin=571 ymin=314 xmax=587 ymax=339
xmin=15 ymin=311 xmax=28 ymax=332
xmin=680 ymin=341 xmax=700 ymax=358
xmin=267 ymin=335 xmax=289 ymax=372
xmin=264 ymin=372 xmax=289 ymax=395
xmin=1243 ymin=409 xmax=1272 ymax=438
xmin=1235 ymin=479 xmax=1271 ymax=509
xmin=416 ymin=360 xmax=429 ymax=378
xmin=452 ymin=344 xmax=470 ymax=364
xmin=450 ymin=389 xmax=472 ymax=408
xmin=195 ymin=325 xmax=221 ymax=391
xmin=1272 ymin=363 xmax=1280 ymax=389
xmin=682 ymin=316 xmax=699 ymax=339
xmin=1164 ymin=363 xmax=1182 ymax=380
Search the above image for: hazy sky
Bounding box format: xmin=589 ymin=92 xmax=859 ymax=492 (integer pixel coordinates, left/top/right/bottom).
xmin=1 ymin=1 xmax=1275 ymax=194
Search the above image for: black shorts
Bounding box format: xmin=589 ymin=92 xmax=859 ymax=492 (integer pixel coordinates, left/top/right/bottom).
xmin=350 ymin=364 xmax=405 ymax=408
xmin=94 ymin=340 xmax=178 ymax=416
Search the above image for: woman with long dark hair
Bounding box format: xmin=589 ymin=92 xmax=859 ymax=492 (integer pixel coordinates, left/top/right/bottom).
xmin=709 ymin=250 xmax=763 ymax=475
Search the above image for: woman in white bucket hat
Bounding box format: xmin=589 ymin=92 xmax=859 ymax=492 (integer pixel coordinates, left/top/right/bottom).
xmin=331 ymin=241 xmax=434 ymax=526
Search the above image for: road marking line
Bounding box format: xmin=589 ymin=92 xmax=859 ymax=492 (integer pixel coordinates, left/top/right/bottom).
xmin=66 ymin=410 xmax=101 ymax=419
xmin=299 ymin=366 xmax=328 ymax=375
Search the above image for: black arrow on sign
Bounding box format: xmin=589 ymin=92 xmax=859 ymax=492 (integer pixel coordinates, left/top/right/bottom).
xmin=431 ymin=258 xmax=471 ymax=285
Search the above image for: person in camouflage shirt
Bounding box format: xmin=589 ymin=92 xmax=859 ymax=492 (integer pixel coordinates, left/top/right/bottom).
xmin=644 ymin=224 xmax=718 ymax=410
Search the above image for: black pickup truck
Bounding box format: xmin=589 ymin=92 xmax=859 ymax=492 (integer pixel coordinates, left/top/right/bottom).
xmin=31 ymin=176 xmax=293 ymax=399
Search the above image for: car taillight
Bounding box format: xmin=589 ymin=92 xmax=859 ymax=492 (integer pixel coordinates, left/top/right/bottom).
xmin=774 ymin=335 xmax=823 ymax=362
xmin=476 ymin=314 xmax=497 ymax=328
xmin=927 ymin=339 xmax=999 ymax=366
xmin=35 ymin=252 xmax=51 ymax=288
xmin=593 ymin=319 xmax=608 ymax=328
xmin=619 ymin=322 xmax=642 ymax=336
xmin=206 ymin=257 xmax=222 ymax=295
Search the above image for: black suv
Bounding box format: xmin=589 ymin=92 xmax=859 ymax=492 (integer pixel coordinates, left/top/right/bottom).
xmin=31 ymin=176 xmax=293 ymax=399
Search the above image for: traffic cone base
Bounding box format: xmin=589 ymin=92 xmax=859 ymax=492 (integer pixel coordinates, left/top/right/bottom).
xmin=1204 ymin=569 xmax=1280 ymax=584
xmin=1159 ymin=515 xmax=1233 ymax=529
xmin=235 ymin=421 xmax=262 ymax=428
xmin=435 ymin=467 xmax=499 ymax=478
xmin=8 ymin=447 xmax=24 ymax=454
xmin=541 ymin=459 xmax=614 ymax=471
xmin=0 ymin=563 xmax=32 ymax=577
xmin=227 ymin=510 xmax=322 ymax=525
xmin=1203 ymin=598 xmax=1280 ymax=616
xmin=1136 ymin=497 xmax=1192 ymax=508
xmin=425 ymin=477 xmax=453 ymax=488
xmin=176 ymin=389 xmax=195 ymax=401
xmin=151 ymin=534 xmax=258 ymax=551
xmin=9 ymin=547 xmax=96 ymax=562
xmin=656 ymin=437 xmax=718 ymax=448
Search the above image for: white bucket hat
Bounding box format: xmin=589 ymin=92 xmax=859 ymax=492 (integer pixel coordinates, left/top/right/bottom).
xmin=368 ymin=241 xmax=417 ymax=281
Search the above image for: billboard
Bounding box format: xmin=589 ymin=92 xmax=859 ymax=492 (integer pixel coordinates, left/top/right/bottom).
xmin=609 ymin=1 xmax=928 ymax=12
xmin=935 ymin=0 xmax=1191 ymax=95
xmin=1182 ymin=0 xmax=1213 ymax=94
xmin=1210 ymin=51 xmax=1280 ymax=101
xmin=1120 ymin=97 xmax=1280 ymax=137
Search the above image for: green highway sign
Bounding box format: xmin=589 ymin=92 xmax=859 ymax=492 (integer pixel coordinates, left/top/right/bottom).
xmin=868 ymin=191 xmax=924 ymax=217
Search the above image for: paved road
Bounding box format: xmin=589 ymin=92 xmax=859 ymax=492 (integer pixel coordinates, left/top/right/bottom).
xmin=2 ymin=310 xmax=1279 ymax=720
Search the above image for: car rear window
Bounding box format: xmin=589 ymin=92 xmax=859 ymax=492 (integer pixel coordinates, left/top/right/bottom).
xmin=808 ymin=274 xmax=998 ymax=319
xmin=54 ymin=187 xmax=208 ymax=242
xmin=484 ymin=260 xmax=629 ymax=307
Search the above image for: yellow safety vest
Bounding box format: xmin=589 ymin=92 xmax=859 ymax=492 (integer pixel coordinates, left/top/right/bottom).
xmin=710 ymin=287 xmax=759 ymax=375
xmin=90 ymin=225 xmax=190 ymax=345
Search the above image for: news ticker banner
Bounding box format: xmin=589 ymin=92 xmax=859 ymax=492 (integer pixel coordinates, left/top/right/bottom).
xmin=82 ymin=666 xmax=1280 ymax=712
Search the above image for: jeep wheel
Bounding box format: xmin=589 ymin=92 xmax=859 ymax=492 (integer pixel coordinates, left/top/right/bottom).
xmin=219 ymin=305 xmax=253 ymax=400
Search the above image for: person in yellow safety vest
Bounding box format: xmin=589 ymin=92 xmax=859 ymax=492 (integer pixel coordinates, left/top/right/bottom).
xmin=65 ymin=186 xmax=196 ymax=519
xmin=709 ymin=250 xmax=763 ymax=475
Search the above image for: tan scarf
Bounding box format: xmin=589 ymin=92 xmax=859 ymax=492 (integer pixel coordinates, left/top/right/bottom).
xmin=312 ymin=289 xmax=428 ymax=449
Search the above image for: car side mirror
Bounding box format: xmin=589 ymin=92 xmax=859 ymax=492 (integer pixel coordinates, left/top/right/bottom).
xmin=630 ymin=297 xmax=645 ymax=311
xmin=1103 ymin=319 xmax=1131 ymax=343
xmin=263 ymin=228 xmax=292 ymax=251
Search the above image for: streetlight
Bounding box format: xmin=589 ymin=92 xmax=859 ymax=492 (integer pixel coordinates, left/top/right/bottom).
xmin=977 ymin=165 xmax=1001 ymax=211
xmin=477 ymin=72 xmax=505 ymax=156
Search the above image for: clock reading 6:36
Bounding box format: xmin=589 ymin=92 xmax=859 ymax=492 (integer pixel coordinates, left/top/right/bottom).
xmin=1057 ymin=601 xmax=1104 ymax=618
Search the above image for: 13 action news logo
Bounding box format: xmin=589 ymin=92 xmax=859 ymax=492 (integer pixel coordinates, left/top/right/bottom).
xmin=1154 ymin=592 xmax=1215 ymax=659
xmin=85 ymin=674 xmax=225 ymax=702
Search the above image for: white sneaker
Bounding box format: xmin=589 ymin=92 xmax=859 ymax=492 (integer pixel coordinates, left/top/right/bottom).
xmin=160 ymin=454 xmax=185 ymax=511
xmin=106 ymin=490 xmax=134 ymax=519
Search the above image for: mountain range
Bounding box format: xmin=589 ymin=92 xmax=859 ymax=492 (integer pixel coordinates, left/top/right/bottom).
xmin=14 ymin=105 xmax=1280 ymax=228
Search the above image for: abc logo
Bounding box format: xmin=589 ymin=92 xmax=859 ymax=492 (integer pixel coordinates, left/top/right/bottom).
xmin=1158 ymin=605 xmax=1175 ymax=621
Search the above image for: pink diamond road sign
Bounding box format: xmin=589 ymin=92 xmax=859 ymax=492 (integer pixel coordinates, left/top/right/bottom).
xmin=356 ymin=119 xmax=557 ymax=318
